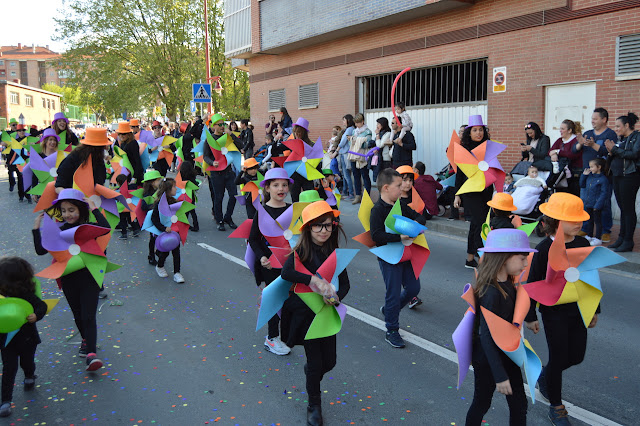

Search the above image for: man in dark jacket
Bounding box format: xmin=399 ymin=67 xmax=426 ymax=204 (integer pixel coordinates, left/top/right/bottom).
xmin=239 ymin=119 xmax=255 ymax=158
xmin=391 ymin=117 xmax=416 ymax=168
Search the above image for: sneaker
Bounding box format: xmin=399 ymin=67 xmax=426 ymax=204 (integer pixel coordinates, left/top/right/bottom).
xmin=264 ymin=336 xmax=291 ymax=355
xmin=148 ymin=255 xmax=157 ymax=266
xmin=465 ymin=259 xmax=478 ymax=269
xmin=589 ymin=238 xmax=602 ymax=246
xmin=601 ymin=233 xmax=611 ymax=243
xmin=23 ymin=376 xmax=36 ymax=390
xmin=224 ymin=219 xmax=238 ymax=229
xmin=78 ymin=339 xmax=88 ymax=357
xmin=173 ymin=272 xmax=185 ymax=284
xmin=119 ymin=233 xmax=128 ymax=240
xmin=0 ymin=402 xmax=11 ymax=417
xmin=155 ymin=265 xmax=168 ymax=278
xmin=385 ymin=330 xmax=405 ymax=348
xmin=537 ymin=366 xmax=549 ymax=401
xmin=9 ymin=184 xmax=15 ymax=192
xmin=86 ymin=353 xmax=103 ymax=372
xmin=380 ymin=305 xmax=385 ymax=316
xmin=408 ymin=296 xmax=422 ymax=309
xmin=217 ymin=221 xmax=226 ymax=231
xmin=584 ymin=236 xmax=593 ymax=243
xmin=98 ymin=290 xmax=108 ymax=299
xmin=132 ymin=229 xmax=141 ymax=237
xmin=26 ymin=197 xmax=32 ymax=204
xmin=548 ymin=405 xmax=572 ymax=425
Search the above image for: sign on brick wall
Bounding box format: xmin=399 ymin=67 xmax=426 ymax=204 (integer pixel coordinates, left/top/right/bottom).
xmin=493 ymin=66 xmax=506 ymax=93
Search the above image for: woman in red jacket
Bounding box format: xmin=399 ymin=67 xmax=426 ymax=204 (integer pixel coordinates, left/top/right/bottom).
xmin=548 ymin=119 xmax=582 ymax=195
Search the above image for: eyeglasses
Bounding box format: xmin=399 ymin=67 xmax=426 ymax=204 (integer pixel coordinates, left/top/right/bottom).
xmin=131 ymin=125 xmax=140 ymax=128
xmin=310 ymin=221 xmax=337 ymax=233
xmin=152 ymin=126 xmax=161 ymax=130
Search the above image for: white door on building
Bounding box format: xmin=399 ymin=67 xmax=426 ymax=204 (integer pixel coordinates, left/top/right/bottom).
xmin=544 ymin=82 xmax=596 ymax=141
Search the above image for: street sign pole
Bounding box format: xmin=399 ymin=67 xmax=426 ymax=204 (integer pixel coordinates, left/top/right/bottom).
xmin=204 ymin=0 xmax=212 ymax=114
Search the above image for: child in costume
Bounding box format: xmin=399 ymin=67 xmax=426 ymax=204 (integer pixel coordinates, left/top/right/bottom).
xmin=248 ymin=168 xmax=293 ymax=355
xmin=371 ymin=168 xmax=427 ymax=348
xmin=140 ymin=170 xmax=162 ymax=265
xmin=0 ymin=257 xmax=48 ymax=418
xmin=464 ymin=229 xmax=536 ymax=424
xmin=524 ymin=193 xmax=593 ymax=424
xmin=280 ymin=201 xmax=348 ymax=426
xmin=487 ymin=192 xmax=517 ymax=230
xmin=151 ymin=178 xmax=184 ymax=283
xmin=235 ymin=157 xmax=261 ymax=219
xmin=178 ymin=161 xmax=200 ymax=232
xmin=115 ymin=174 xmax=141 ymax=240
xmin=32 ymin=189 xmax=108 ymax=371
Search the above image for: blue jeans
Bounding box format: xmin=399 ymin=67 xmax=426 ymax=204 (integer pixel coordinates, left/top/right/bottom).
xmin=581 ymin=182 xmax=613 ymax=234
xmin=338 ymin=154 xmax=354 ymax=196
xmin=378 ymin=259 xmax=420 ymax=331
xmin=208 ymin=168 xmax=237 ymax=223
xmin=351 ymin=162 xmax=371 ymax=196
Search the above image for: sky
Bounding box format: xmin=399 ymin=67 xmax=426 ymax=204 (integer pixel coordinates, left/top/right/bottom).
xmin=2 ymin=0 xmax=67 ymax=52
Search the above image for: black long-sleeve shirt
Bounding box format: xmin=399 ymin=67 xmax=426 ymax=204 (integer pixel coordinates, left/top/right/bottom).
xmin=55 ymin=150 xmax=107 ymax=189
xmin=370 ymin=198 xmax=426 ymax=247
xmin=0 ymin=292 xmax=48 ymax=349
xmin=248 ymin=204 xmax=290 ymax=260
xmin=240 ymin=127 xmax=255 ymax=153
xmin=122 ymin=140 xmax=144 ymax=183
xmin=203 ymin=132 xmax=243 ymax=173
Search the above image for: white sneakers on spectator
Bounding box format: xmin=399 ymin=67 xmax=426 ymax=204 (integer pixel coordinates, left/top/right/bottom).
xmin=590 ymin=238 xmax=602 ymax=246
xmin=173 ymin=273 xmax=185 ymax=283
xmin=264 ymin=336 xmax=291 ymax=355
xmin=155 ymin=266 xmax=168 ymax=278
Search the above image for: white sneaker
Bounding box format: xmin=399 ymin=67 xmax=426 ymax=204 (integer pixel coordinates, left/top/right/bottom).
xmin=584 ymin=236 xmax=593 ymax=242
xmin=173 ymin=272 xmax=185 ymax=283
xmin=155 ymin=266 xmax=168 ymax=278
xmin=264 ymin=336 xmax=291 ymax=355
xmin=590 ymin=238 xmax=602 ymax=246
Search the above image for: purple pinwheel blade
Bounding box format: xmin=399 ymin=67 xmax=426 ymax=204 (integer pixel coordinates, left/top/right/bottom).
xmin=101 ymin=198 xmax=120 ymax=216
xmin=307 ymin=140 xmax=323 ymax=159
xmin=484 ymin=140 xmax=506 ymax=161
xmin=158 ymin=193 xmax=172 ymax=217
xmin=41 ymin=214 xmax=69 ymax=252
xmin=276 ymin=205 xmax=294 ymax=230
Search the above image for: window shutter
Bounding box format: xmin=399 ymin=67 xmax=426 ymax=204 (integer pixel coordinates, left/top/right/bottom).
xmin=268 ymin=89 xmax=286 ymax=112
xmin=298 ymin=83 xmax=319 ymax=109
xmin=617 ymin=34 xmax=640 ymax=76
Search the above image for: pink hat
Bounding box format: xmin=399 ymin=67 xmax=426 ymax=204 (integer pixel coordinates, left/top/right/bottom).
xmin=293 ymin=117 xmax=309 ymax=132
xmin=260 ymin=168 xmax=294 ymax=187
xmin=466 ymin=115 xmax=486 ymax=129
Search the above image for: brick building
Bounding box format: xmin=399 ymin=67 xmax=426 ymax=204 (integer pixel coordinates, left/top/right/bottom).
xmin=0 ymin=80 xmax=62 ymax=129
xmin=0 ymin=44 xmax=68 ymax=89
xmin=225 ymin=0 xmax=640 ymax=176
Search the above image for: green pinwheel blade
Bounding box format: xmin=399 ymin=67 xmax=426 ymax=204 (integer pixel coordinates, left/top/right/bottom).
xmin=103 ymin=210 xmax=121 ymax=230
xmin=1 ymin=131 xmax=12 ymax=142
xmin=64 ymin=255 xmax=87 ymax=276
xmin=206 ymin=129 xmax=224 ymax=151
xmin=176 ymin=200 xmax=195 ymax=224
xmin=105 ymin=261 xmax=122 ymax=273
xmin=28 ymin=182 xmax=50 ymax=196
xmin=384 ymin=200 xmax=403 ymax=234
xmin=297 ymin=291 xmax=325 ymax=314
xmin=175 ymin=136 xmax=183 ymax=150
xmin=58 ymin=130 xmax=67 ymax=146
xmin=33 ymin=277 xmax=42 ymax=299
xmin=517 ymin=221 xmax=539 ymax=236
xmin=78 ymin=252 xmax=108 ymax=288
xmin=305 ymin=163 xmax=325 ymax=180
xmin=305 ymin=304 xmax=343 ymax=340
xmin=32 ymin=168 xmax=54 ymax=183
xmin=130 ymin=188 xmax=144 ymax=198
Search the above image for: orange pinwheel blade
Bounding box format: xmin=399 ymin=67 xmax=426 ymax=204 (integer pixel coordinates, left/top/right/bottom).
xmin=73 ymin=155 xmax=96 ymax=196
xmin=481 ymin=307 xmax=521 ymax=352
xmin=37 ymin=260 xmax=69 ymax=279
xmin=447 ymin=130 xmax=460 ymax=173
xmin=352 ymin=231 xmax=376 ymax=248
xmin=408 ymin=186 xmax=425 ymax=214
xmin=34 ymin=181 xmax=58 ymax=212
xmin=453 ymin=142 xmax=478 ymax=166
xmin=548 ymin=228 xmax=570 ymax=271
xmin=513 ymin=286 xmax=531 ymax=326
xmin=471 ymin=142 xmax=487 ymax=162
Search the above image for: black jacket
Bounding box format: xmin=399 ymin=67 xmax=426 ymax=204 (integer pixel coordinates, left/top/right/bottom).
xmin=609 ymin=130 xmax=640 ymax=176
xmin=391 ymin=130 xmax=416 ymax=166
xmin=240 ymin=127 xmax=255 ymax=154
xmin=55 ymin=150 xmax=107 ymax=189
xmin=370 ymin=197 xmax=426 ymax=247
xmin=0 ymin=292 xmax=48 ymax=350
xmin=521 ymin=135 xmax=551 ymax=163
xmin=121 ymin=140 xmax=144 ymax=183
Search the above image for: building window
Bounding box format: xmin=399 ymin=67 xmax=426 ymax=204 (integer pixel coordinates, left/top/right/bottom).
xmin=0 ymin=71 xmax=5 ymax=76
xmin=9 ymin=61 xmax=16 ymax=67
xmin=47 ymin=99 xmax=51 ymax=109
xmin=616 ymin=33 xmax=640 ymax=77
xmin=364 ymin=59 xmax=488 ymax=110
xmin=52 ymin=100 xmax=56 ymax=109
xmin=268 ymin=89 xmax=286 ymax=112
xmin=41 ymin=72 xmax=46 ymax=78
xmin=298 ymin=83 xmax=319 ymax=109
xmin=43 ymin=98 xmax=46 ymax=108
xmin=10 ymin=71 xmax=16 ymax=77
xmin=10 ymin=92 xmax=19 ymax=104
xmin=0 ymin=60 xmax=4 ymax=66
xmin=25 ymin=95 xmax=33 ymax=107
xmin=50 ymin=71 xmax=54 ymax=76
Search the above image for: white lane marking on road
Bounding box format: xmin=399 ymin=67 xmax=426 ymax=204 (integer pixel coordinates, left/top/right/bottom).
xmin=198 ymin=242 xmax=622 ymax=426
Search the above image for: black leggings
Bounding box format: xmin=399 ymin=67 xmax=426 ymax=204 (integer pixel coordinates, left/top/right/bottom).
xmin=304 ymin=335 xmax=337 ymax=398
xmin=1 ymin=342 xmax=37 ymax=402
xmin=262 ymin=268 xmax=282 ymax=339
xmin=62 ymin=279 xmax=100 ymax=353
xmin=157 ymin=246 xmax=181 ymax=273
xmin=542 ymin=309 xmax=587 ymax=406
xmin=465 ymin=344 xmax=527 ymax=425
xmin=149 ymin=235 xmax=157 ymax=258
xmin=464 ymin=197 xmax=489 ymax=255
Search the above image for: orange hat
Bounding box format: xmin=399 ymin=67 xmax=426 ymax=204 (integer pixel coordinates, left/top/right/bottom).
xmin=179 ymin=122 xmax=188 ymax=133
xmin=81 ymin=128 xmax=111 ymax=146
xmin=301 ymin=200 xmax=340 ymax=228
xmin=129 ymin=119 xmax=140 ymax=127
xmin=539 ymin=192 xmax=590 ymax=222
xmin=396 ymin=165 xmax=418 ymax=180
xmin=243 ymin=158 xmax=259 ymax=169
xmin=487 ymin=192 xmax=517 ymax=211
xmin=117 ymin=122 xmax=132 ymax=134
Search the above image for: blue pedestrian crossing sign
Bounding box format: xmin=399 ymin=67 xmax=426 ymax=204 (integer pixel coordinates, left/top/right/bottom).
xmin=192 ymin=83 xmax=212 ymax=103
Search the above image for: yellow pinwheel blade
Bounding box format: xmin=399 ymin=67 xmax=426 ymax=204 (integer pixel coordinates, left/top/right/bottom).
xmin=556 ymin=281 xmax=580 ymax=304
xmin=574 ymin=280 xmax=602 ymax=327
xmin=358 ymin=190 xmax=374 ymax=231
xmin=413 ymin=233 xmax=429 ymax=250
xmin=457 ymin=172 xmax=486 ymax=195
xmin=457 ymin=163 xmax=479 ymax=180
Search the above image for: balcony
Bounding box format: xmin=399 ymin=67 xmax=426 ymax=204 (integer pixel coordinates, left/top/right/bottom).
xmin=224 ymin=0 xmax=252 ymax=59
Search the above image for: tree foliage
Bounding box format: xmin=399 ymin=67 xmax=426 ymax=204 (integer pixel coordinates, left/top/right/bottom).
xmin=54 ymin=0 xmax=249 ymax=121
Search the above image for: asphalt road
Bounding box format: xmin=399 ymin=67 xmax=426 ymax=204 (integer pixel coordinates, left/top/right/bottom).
xmin=0 ymin=173 xmax=638 ymax=426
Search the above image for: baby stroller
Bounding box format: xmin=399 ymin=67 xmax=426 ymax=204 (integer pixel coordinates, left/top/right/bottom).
xmin=435 ymin=163 xmax=457 ymax=218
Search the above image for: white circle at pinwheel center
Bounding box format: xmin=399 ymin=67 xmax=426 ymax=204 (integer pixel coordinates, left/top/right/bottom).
xmin=478 ymin=161 xmax=489 ymax=172
xmin=258 ymin=189 xmax=263 ymax=195
xmin=564 ymin=267 xmax=580 ymax=283
xmin=126 ymin=198 xmax=132 ymax=204
xmin=49 ymin=167 xmax=58 ymax=177
xmin=89 ymin=195 xmax=102 ymax=208
xmin=402 ymin=238 xmax=413 ymax=246
xmin=221 ymin=147 xmax=228 ymax=155
xmin=302 ymin=156 xmax=308 ymax=163
xmin=283 ymin=229 xmax=293 ymax=241
xmin=119 ymin=159 xmax=125 ymax=167
xmin=170 ymin=215 xmax=178 ymax=223
xmin=68 ymin=244 xmax=81 ymax=256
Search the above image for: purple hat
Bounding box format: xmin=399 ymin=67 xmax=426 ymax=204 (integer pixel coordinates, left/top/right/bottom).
xmin=52 ymin=112 xmax=69 ymax=124
xmin=52 ymin=188 xmax=87 ymax=206
xmin=481 ymin=229 xmax=537 ymax=253
xmin=260 ymin=167 xmax=294 ymax=187
xmin=39 ymin=128 xmax=60 ymax=143
xmin=465 ymin=115 xmax=486 ymax=129
xmin=293 ymin=117 xmax=309 ymax=132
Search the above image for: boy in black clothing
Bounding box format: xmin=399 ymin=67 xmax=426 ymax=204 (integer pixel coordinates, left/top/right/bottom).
xmin=370 ymin=168 xmax=426 ymax=348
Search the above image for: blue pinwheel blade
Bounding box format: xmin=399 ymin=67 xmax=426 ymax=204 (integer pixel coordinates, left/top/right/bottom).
xmin=576 ymin=269 xmax=602 ymax=292
xmin=283 ymin=161 xmax=299 ymax=177
xmin=579 ymin=247 xmax=626 ymax=271
xmin=256 ymin=277 xmax=292 ymax=331
xmin=331 ymin=249 xmax=359 ymax=289
xmin=370 ymin=243 xmax=405 ymax=264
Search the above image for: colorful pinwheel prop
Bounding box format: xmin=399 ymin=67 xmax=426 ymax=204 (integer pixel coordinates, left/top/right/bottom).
xmin=323 ymin=185 xmax=341 ymax=208
xmin=352 ymin=190 xmax=376 ymax=248
xmin=452 ymin=283 xmax=542 ymax=402
xmin=283 ymin=138 xmax=324 ymax=180
xmin=36 ymin=214 xmax=120 ymax=288
xmin=522 ymin=227 xmax=626 ymax=327
xmin=454 ymin=139 xmax=506 ymax=195
xmin=175 ymin=172 xmax=200 ymax=204
xmin=1 ymin=133 xmax=28 ymax=165
xmin=408 ymin=187 xmax=425 ymax=215
xmin=142 ymin=193 xmax=194 ymax=244
xmin=23 ymin=148 xmax=66 ymax=196
xmin=147 ymin=135 xmax=176 ymax=164
xmin=239 ymin=172 xmax=265 ymax=203
xmin=130 ymin=188 xmax=157 ymax=226
xmin=117 ymin=179 xmax=139 ymax=221
xmin=203 ymin=128 xmax=242 ymax=172
xmin=110 ymin=145 xmax=133 ymax=184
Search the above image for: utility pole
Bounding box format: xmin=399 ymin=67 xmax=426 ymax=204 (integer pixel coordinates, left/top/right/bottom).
xmin=204 ymin=0 xmax=212 ymax=114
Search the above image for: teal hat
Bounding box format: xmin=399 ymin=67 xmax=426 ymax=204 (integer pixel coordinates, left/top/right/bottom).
xmin=0 ymin=297 xmax=34 ymax=333
xmin=143 ymin=170 xmax=162 ymax=182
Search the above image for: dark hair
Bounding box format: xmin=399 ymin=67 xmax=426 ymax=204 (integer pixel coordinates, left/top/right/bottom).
xmin=280 ymin=107 xmax=290 ymax=117
xmin=262 ymin=178 xmax=290 ymax=204
xmin=593 ymin=107 xmax=609 ymax=121
xmin=74 ymin=145 xmax=107 ymax=176
xmin=377 ymin=168 xmax=400 ymax=191
xmin=414 ymin=161 xmax=426 ymax=175
xmin=562 ymin=119 xmax=583 ymax=135
xmin=528 ymin=165 xmax=538 ymax=171
xmin=179 ymin=161 xmax=197 ymax=182
xmin=376 ymin=117 xmax=391 ymax=133
xmin=524 ymin=122 xmax=543 ymax=142
xmin=474 ymin=252 xmax=522 ymax=298
xmin=541 ymin=215 xmax=560 ymax=236
xmin=396 ymin=101 xmax=406 ymax=110
xmin=343 ymin=114 xmax=355 ymax=128
xmin=52 ymin=198 xmax=90 ymax=224
xmin=156 ymin=178 xmax=177 ymax=205
xmin=616 ymin=112 xmax=639 ymax=130
xmin=143 ymin=179 xmax=158 ymax=196
xmin=229 ymin=121 xmax=239 ymax=132
xmin=493 ymin=208 xmax=511 ymax=218
xmin=589 ymin=157 xmax=606 ymax=170
xmin=293 ymin=212 xmax=346 ymax=263
xmin=293 ymin=126 xmax=312 ymax=144
xmin=115 ymin=173 xmax=128 ymax=187
xmin=0 ymin=256 xmax=36 ymax=298
xmin=461 ymin=126 xmax=491 ymax=149
xmin=240 ymin=119 xmax=249 ymax=126
xmin=395 ymin=115 xmax=403 ymax=125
